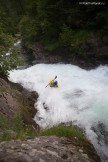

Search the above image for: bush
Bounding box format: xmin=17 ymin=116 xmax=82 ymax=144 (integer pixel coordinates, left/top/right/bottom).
xmin=59 ymin=25 xmax=74 ymax=47
xmin=0 ymin=113 xmax=37 ymax=141
xmin=59 ymin=25 xmax=89 ymax=51
xmin=0 ymin=29 xmax=22 ymax=77
xmin=39 ymin=124 xmax=86 ymax=141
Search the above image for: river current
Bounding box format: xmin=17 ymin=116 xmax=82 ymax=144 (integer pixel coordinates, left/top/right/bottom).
xmin=9 ymin=63 xmax=108 ymax=162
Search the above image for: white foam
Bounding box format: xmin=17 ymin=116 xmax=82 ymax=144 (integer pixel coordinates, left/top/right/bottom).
xmin=9 ymin=64 xmax=108 ymax=161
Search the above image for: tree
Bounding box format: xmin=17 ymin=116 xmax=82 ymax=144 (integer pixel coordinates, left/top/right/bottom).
xmin=0 ymin=28 xmax=22 ymax=77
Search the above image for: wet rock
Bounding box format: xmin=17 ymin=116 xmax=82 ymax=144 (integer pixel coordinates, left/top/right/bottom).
xmin=92 ymin=122 xmax=108 ymax=145
xmin=0 ymin=136 xmax=101 ymax=162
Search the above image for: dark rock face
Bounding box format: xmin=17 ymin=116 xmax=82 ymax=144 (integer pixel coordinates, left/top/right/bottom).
xmin=0 ymin=77 xmax=38 ymax=128
xmin=21 ymin=90 xmax=39 ymax=128
xmin=79 ymin=35 xmax=108 ymax=67
xmin=31 ymin=35 xmax=108 ymax=69
xmin=0 ymin=136 xmax=101 ymax=162
xmin=20 ymin=42 xmax=35 ymax=66
xmin=31 ymin=43 xmax=72 ymax=65
xmin=0 ymin=78 xmax=21 ymax=118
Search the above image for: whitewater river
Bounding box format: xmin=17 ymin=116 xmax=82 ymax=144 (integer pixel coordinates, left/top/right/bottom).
xmin=9 ymin=63 xmax=108 ymax=162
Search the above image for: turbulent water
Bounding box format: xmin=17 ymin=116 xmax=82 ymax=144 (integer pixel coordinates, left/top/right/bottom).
xmin=9 ymin=64 xmax=108 ymax=162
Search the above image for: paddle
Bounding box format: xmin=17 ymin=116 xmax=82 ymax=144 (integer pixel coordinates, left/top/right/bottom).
xmin=45 ymin=76 xmax=57 ymax=88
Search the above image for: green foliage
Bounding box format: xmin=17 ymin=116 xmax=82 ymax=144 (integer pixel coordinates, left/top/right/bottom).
xmin=0 ymin=0 xmax=25 ymax=34
xmin=96 ymin=12 xmax=108 ymax=36
xmin=0 ymin=87 xmax=7 ymax=92
xmin=0 ymin=1 xmax=25 ymax=78
xmin=59 ymin=25 xmax=74 ymax=47
xmin=18 ymin=0 xmax=108 ymax=51
xmin=19 ymin=15 xmax=41 ymax=46
xmin=0 ymin=29 xmax=22 ymax=77
xmin=44 ymin=41 xmax=60 ymax=51
xmin=1 ymin=0 xmax=108 ymax=57
xmin=0 ymin=30 xmax=14 ymax=50
xmin=0 ymin=113 xmax=87 ymax=142
xmin=0 ymin=113 xmax=37 ymax=141
xmin=39 ymin=124 xmax=86 ymax=141
xmin=59 ymin=25 xmax=89 ymax=51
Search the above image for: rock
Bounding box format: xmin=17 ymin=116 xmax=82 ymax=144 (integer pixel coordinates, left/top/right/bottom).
xmin=0 ymin=77 xmax=39 ymax=129
xmin=24 ymin=34 xmax=108 ymax=69
xmin=32 ymin=43 xmax=64 ymax=64
xmin=0 ymin=78 xmax=21 ymax=118
xmin=21 ymin=90 xmax=39 ymax=129
xmin=79 ymin=149 xmax=83 ymax=153
xmin=0 ymin=136 xmax=101 ymax=162
xmin=102 ymin=36 xmax=108 ymax=45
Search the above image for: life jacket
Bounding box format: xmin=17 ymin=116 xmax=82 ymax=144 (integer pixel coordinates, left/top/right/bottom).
xmin=49 ymin=80 xmax=58 ymax=88
xmin=49 ymin=80 xmax=54 ymax=84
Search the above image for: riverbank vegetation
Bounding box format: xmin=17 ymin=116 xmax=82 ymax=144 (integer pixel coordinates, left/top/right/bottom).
xmin=0 ymin=0 xmax=23 ymax=77
xmin=0 ymin=0 xmax=108 ymax=77
xmin=0 ymin=112 xmax=87 ymax=142
xmin=0 ymin=0 xmax=108 ymax=49
xmin=39 ymin=124 xmax=86 ymax=141
xmin=0 ymin=113 xmax=36 ymax=141
xmin=18 ymin=0 xmax=108 ymax=48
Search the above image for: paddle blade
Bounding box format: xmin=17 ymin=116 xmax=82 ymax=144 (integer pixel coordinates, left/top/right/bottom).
xmin=55 ymin=76 xmax=57 ymax=79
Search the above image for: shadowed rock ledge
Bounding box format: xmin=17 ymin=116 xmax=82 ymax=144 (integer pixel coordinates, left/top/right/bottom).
xmin=21 ymin=35 xmax=108 ymax=70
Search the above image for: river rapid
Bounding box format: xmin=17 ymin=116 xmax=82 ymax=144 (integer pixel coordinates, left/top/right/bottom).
xmin=9 ymin=63 xmax=108 ymax=162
